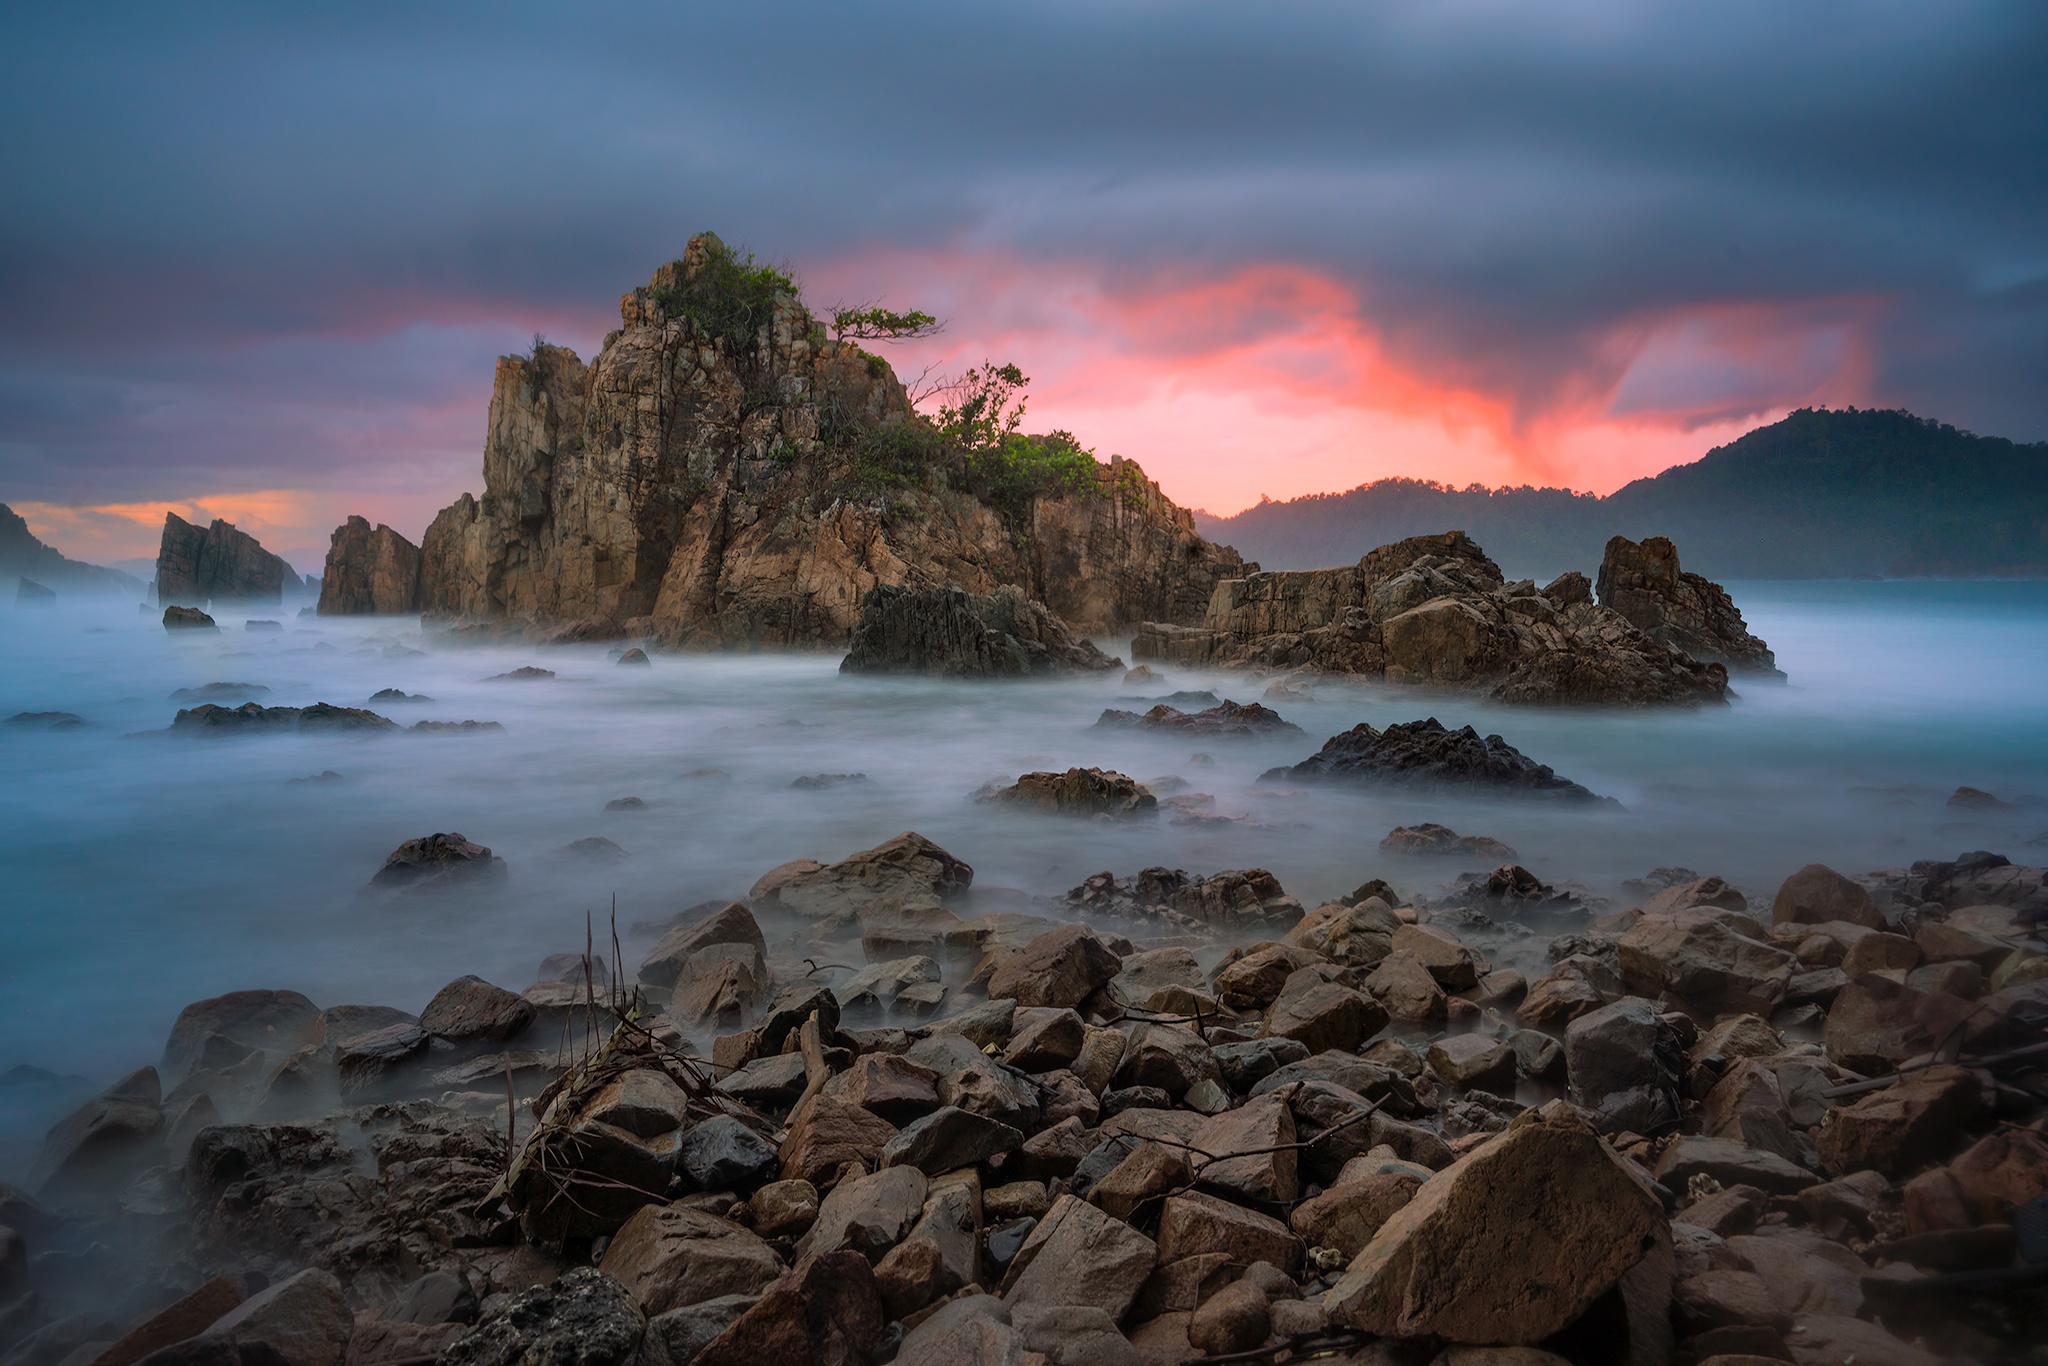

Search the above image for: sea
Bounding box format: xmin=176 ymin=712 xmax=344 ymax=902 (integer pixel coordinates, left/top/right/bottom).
xmin=2 ymin=579 xmax=2045 ymax=1169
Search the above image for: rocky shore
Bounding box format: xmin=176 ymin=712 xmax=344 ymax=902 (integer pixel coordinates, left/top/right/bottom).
xmin=4 ymin=825 xmax=2045 ymax=1366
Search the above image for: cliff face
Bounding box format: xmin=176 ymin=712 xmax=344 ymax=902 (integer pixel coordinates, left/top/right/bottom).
xmin=0 ymin=503 xmax=141 ymax=595
xmin=1594 ymin=534 xmax=1780 ymax=676
xmin=333 ymin=236 xmax=1246 ymax=643
xmin=318 ymin=516 xmax=421 ymax=614
xmin=155 ymin=513 xmax=296 ymax=606
xmin=1134 ymin=530 xmax=1737 ymax=705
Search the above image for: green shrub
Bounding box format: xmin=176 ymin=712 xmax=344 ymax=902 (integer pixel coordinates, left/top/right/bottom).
xmin=644 ymin=237 xmax=797 ymax=352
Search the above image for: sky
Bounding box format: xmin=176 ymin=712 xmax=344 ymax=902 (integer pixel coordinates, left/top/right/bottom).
xmin=2 ymin=2 xmax=2044 ymax=571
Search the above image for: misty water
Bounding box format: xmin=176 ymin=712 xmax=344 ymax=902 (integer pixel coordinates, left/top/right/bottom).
xmin=3 ymin=582 xmax=2046 ymax=1169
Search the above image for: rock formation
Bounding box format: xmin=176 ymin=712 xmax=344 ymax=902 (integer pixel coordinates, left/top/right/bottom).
xmin=324 ymin=234 xmax=1246 ymax=640
xmin=1596 ymin=534 xmax=1781 ymax=676
xmin=1093 ymin=699 xmax=1304 ymax=737
xmin=0 ymin=503 xmax=142 ymax=596
xmin=1263 ymin=717 xmax=1612 ymax=801
xmin=155 ymin=513 xmax=298 ymax=606
xmin=1133 ymin=530 xmax=1744 ymax=705
xmin=318 ymin=516 xmax=421 ymax=614
xmin=839 ymin=584 xmax=1119 ymax=677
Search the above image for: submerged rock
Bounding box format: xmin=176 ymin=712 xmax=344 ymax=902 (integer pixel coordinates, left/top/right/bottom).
xmin=976 ymin=768 xmax=1157 ymax=819
xmin=840 ymin=583 xmax=1121 ymax=678
xmin=1380 ymin=823 xmax=1519 ymax=860
xmin=163 ymin=605 xmax=218 ymax=630
xmin=1093 ymin=699 xmax=1304 ymax=738
xmin=1262 ymin=718 xmax=1611 ymax=801
xmin=368 ymin=832 xmax=509 ymax=893
xmin=171 ymin=702 xmax=399 ymax=735
xmin=750 ymin=831 xmax=972 ymax=917
xmin=5 ymin=711 xmax=83 ymax=730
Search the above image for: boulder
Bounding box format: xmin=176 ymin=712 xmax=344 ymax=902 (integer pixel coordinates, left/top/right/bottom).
xmin=677 ymin=1115 xmax=780 ymax=1190
xmin=1189 ymin=1280 xmax=1270 ymax=1356
xmin=1617 ymin=912 xmax=1796 ymax=1016
xmin=690 ymin=1250 xmax=885 ymax=1365
xmin=1095 ymin=699 xmax=1304 ymax=738
xmin=881 ymin=1107 xmax=1025 ymax=1174
xmin=1815 ymin=1065 xmax=1987 ymax=1177
xmin=1264 ymin=972 xmax=1386 ymax=1054
xmin=1594 ymin=535 xmax=1780 ymax=674
xmin=1654 ymin=1137 xmax=1818 ymax=1196
xmin=1364 ymin=951 xmax=1448 ymax=1023
xmin=1564 ymin=997 xmax=1684 ymax=1134
xmin=749 ymin=1180 xmax=821 ymax=1238
xmin=1289 ymin=1172 xmax=1422 ymax=1258
xmin=1190 ymin=1093 xmax=1297 ymax=1204
xmin=1155 ymin=1191 xmax=1303 ymax=1275
xmin=1380 ymin=823 xmax=1519 ymax=861
xmin=1262 ymin=718 xmax=1609 ymax=801
xmin=821 ymin=1053 xmax=941 ymax=1124
xmin=977 ymin=768 xmax=1157 ymax=820
xmin=600 ymin=1203 xmax=785 ymax=1314
xmin=1282 ymin=900 xmax=1398 ymax=967
xmin=1822 ymin=975 xmax=1978 ymax=1074
xmin=420 ymin=976 xmax=535 ymax=1044
xmin=639 ymin=902 xmax=767 ymax=988
xmin=369 ymin=833 xmax=508 ymax=893
xmin=162 ymin=989 xmax=321 ymax=1080
xmin=777 ymin=1096 xmax=898 ymax=1185
xmin=840 ymin=583 xmax=1121 ymax=678
xmin=163 ymin=605 xmax=218 ymax=629
xmin=317 ymin=516 xmax=421 ymax=614
xmin=183 ymin=1268 xmax=352 ymax=1366
xmin=1393 ymin=923 xmax=1485 ymax=989
xmin=797 ymin=1164 xmax=927 ymax=1263
xmin=1001 ymin=1195 xmax=1157 ymax=1321
xmin=1771 ymin=865 xmax=1885 ymax=931
xmin=1325 ymin=1110 xmax=1664 ymax=1343
xmin=89 ymin=1275 xmax=248 ymax=1366
xmin=750 ymin=832 xmax=972 ymax=917
xmin=987 ymin=923 xmax=1123 ymax=1008
xmin=31 ymin=1066 xmax=163 ymax=1197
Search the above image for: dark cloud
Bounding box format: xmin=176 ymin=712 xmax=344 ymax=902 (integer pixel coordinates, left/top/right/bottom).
xmin=1 ymin=0 xmax=2043 ymax=509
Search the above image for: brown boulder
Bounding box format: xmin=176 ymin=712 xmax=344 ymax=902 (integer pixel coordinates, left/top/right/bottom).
xmin=1190 ymin=1093 xmax=1297 ymax=1204
xmin=601 ymin=1202 xmax=784 ymax=1314
xmin=986 ymin=923 xmax=1123 ymax=1008
xmin=778 ymin=1096 xmax=898 ymax=1185
xmin=1156 ymin=1191 xmax=1303 ymax=1275
xmin=1000 ymin=1194 xmax=1157 ymax=1321
xmin=1822 ymin=975 xmax=1977 ymax=1074
xmin=1618 ymin=911 xmax=1795 ymax=1016
xmin=419 ymin=976 xmax=535 ymax=1044
xmin=1944 ymin=1126 xmax=2048 ymax=1220
xmin=1771 ymin=865 xmax=1885 ymax=931
xmin=1264 ymin=971 xmax=1386 ymax=1054
xmin=977 ymin=767 xmax=1157 ymax=819
xmin=1289 ymin=1172 xmax=1421 ymax=1258
xmin=1189 ymin=1280 xmax=1269 ymax=1356
xmin=1325 ymin=1110 xmax=1664 ymax=1343
xmin=750 ymin=832 xmax=972 ymax=918
xmin=1815 ymin=1066 xmax=1988 ymax=1177
xmin=694 ymin=1250 xmax=885 ymax=1366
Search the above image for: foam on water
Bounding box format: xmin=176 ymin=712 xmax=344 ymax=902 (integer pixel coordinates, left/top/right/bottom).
xmin=2 ymin=581 xmax=2045 ymax=1144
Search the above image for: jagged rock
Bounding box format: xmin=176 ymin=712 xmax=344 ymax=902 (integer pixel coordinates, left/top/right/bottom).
xmin=1815 ymin=1065 xmax=1988 ymax=1177
xmin=599 ymin=1203 xmax=784 ymax=1314
xmin=403 ymin=241 xmax=1242 ymax=646
xmin=977 ymin=768 xmax=1157 ymax=819
xmin=1565 ymin=998 xmax=1685 ymax=1134
xmin=1654 ymin=1137 xmax=1818 ymax=1195
xmin=443 ymin=1268 xmax=644 ymax=1366
xmin=694 ymin=1250 xmax=884 ymax=1366
xmin=1618 ymin=911 xmax=1796 ymax=1016
xmin=156 ymin=512 xmax=297 ymax=605
xmin=1291 ymin=1172 xmax=1423 ymax=1258
xmin=163 ymin=605 xmax=218 ymax=629
xmin=317 ymin=516 xmax=421 ymax=614
xmin=163 ymin=989 xmax=321 ymax=1080
xmin=1325 ymin=1109 xmax=1664 ymax=1343
xmin=420 ymin=976 xmax=535 ymax=1043
xmin=366 ymin=832 xmax=507 ymax=893
xmin=1001 ymin=1194 xmax=1157 ymax=1320
xmin=1283 ymin=900 xmax=1399 ymax=967
xmin=778 ymin=1096 xmax=898 ymax=1184
xmin=1262 ymin=718 xmax=1610 ymax=801
xmin=678 ymin=1115 xmax=780 ymax=1189
xmin=1093 ymin=699 xmax=1303 ymax=737
xmin=1190 ymin=1093 xmax=1297 ymax=1204
xmin=1134 ymin=530 xmax=1732 ymax=705
xmin=90 ymin=1274 xmax=249 ymax=1364
xmin=1595 ymin=535 xmax=1781 ymax=675
xmin=751 ymin=831 xmax=972 ymax=917
xmin=1822 ymin=974 xmax=1977 ymax=1074
xmin=1772 ymin=864 xmax=1886 ymax=931
xmin=1063 ymin=866 xmax=1303 ymax=933
xmin=1264 ymin=972 xmax=1386 ymax=1054
xmin=31 ymin=1066 xmax=162 ymax=1198
xmin=173 ymin=1267 xmax=351 ymax=1366
xmin=840 ymin=583 xmax=1120 ymax=677
xmin=1380 ymin=824 xmax=1519 ymax=860
xmin=987 ymin=923 xmax=1123 ymax=1008
xmin=1156 ymin=1191 xmax=1303 ymax=1275
xmin=750 ymin=1180 xmax=820 ymax=1238
xmin=881 ymin=1107 xmax=1024 ymax=1174
xmin=172 ymin=701 xmax=399 ymax=735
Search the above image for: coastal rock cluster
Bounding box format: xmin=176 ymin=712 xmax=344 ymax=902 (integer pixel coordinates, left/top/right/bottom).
xmin=1133 ymin=532 xmax=1771 ymax=705
xmin=154 ymin=513 xmax=299 ymax=607
xmin=319 ymin=235 xmax=1246 ymax=644
xmin=9 ymin=828 xmax=2043 ymax=1365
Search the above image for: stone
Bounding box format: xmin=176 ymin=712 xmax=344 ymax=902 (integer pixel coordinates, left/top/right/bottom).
xmin=1815 ymin=1065 xmax=1987 ymax=1177
xmin=1264 ymin=973 xmax=1385 ymax=1054
xmin=599 ymin=1203 xmax=783 ymax=1315
xmin=749 ymin=1179 xmax=820 ymax=1238
xmin=1290 ymin=1172 xmax=1422 ymax=1258
xmin=798 ymin=1164 xmax=927 ymax=1263
xmin=1097 ymin=698 xmax=1303 ymax=738
xmin=1944 ymin=1126 xmax=2048 ymax=1221
xmin=1156 ymin=1191 xmax=1303 ymax=1275
xmin=1841 ymin=931 xmax=1922 ymax=977
xmin=1644 ymin=875 xmax=1750 ymax=916
xmin=639 ymin=902 xmax=767 ymax=988
xmin=386 ymin=1270 xmax=479 ymax=1324
xmin=692 ymin=1250 xmax=885 ymax=1366
xmin=1364 ymin=951 xmax=1447 ymax=1022
xmin=163 ymin=604 xmax=217 ymax=629
xmin=881 ymin=1107 xmax=1024 ymax=1174
xmin=750 ymin=832 xmax=973 ymax=918
xmin=905 ymin=1033 xmax=1042 ymax=1130
xmin=156 ymin=511 xmax=295 ymax=605
xmin=1013 ymin=1116 xmax=1094 ymax=1182
xmin=843 ymin=583 xmax=1123 ymax=677
xmin=1188 ymin=1281 xmax=1269 ymax=1356
xmin=1824 ymin=974 xmax=1977 ymax=1074
xmin=1516 ymin=961 xmax=1607 ymax=1031
xmin=1690 ymin=1015 xmax=1782 ymax=1067
xmin=1189 ymin=1093 xmax=1297 ymax=1204
xmin=896 ymin=1296 xmax=1024 ymax=1366
xmin=1282 ymin=900 xmax=1399 ymax=968
xmin=1001 ymin=1194 xmax=1157 ymax=1321
xmin=1002 ymin=1007 xmax=1087 ymax=1071
xmin=318 ymin=516 xmax=421 ymax=613
xmin=678 ymin=1115 xmax=780 ymax=1191
xmin=778 ymin=1096 xmax=898 ymax=1185
xmin=1263 ymin=717 xmax=1611 ymax=797
xmin=30 ymin=1066 xmax=163 ymax=1197
xmin=1654 ymin=1137 xmax=1818 ymax=1195
xmin=420 ymin=976 xmax=535 ymax=1044
xmin=162 ymin=989 xmax=322 ymax=1080
xmin=1427 ymin=1034 xmax=1516 ymax=1092
xmin=1393 ymin=923 xmax=1485 ymax=989
xmin=1595 ymin=535 xmax=1779 ymax=673
xmin=1564 ymin=997 xmax=1684 ymax=1135
xmin=978 ymin=767 xmax=1156 ymax=819
xmin=643 ymin=1295 xmax=757 ymax=1365
xmin=369 ymin=833 xmax=507 ymax=893
xmin=1380 ymin=823 xmax=1518 ymax=861
xmin=1677 ymin=1183 xmax=1769 ymax=1238
xmin=1781 ymin=1315 xmax=1937 ymax=1366
xmin=987 ymin=924 xmax=1123 ymax=1008
xmin=1088 ymin=1141 xmax=1190 ymax=1221
xmin=1675 ymin=1270 xmax=1791 ymax=1334
xmin=1116 ymin=1024 xmax=1221 ymax=1097
xmin=586 ymin=1067 xmax=691 ymax=1138
xmin=1009 ymin=1304 xmax=1142 ymax=1366
xmin=348 ymin=1320 xmax=468 ymax=1364
xmin=1618 ymin=913 xmax=1796 ymax=1016
xmin=873 ymin=1235 xmax=949 ymax=1320
xmin=1325 ymin=1112 xmax=1665 ymax=1343
xmin=1771 ymin=865 xmax=1885 ymax=931
xmin=1701 ymin=1061 xmax=1801 ymax=1164
xmin=334 ymin=1022 xmax=429 ymax=1092
xmin=187 ymin=1268 xmax=352 ymax=1366
xmin=89 ymin=1275 xmax=247 ymax=1366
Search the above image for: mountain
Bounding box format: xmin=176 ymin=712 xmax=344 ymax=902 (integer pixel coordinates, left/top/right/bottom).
xmin=324 ymin=234 xmax=1246 ymax=643
xmin=0 ymin=504 xmax=144 ymax=596
xmin=1196 ymin=408 xmax=2048 ymax=580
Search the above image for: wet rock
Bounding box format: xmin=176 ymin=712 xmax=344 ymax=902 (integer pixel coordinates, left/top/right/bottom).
xmin=174 ymin=701 xmax=400 ymax=735
xmin=882 ymin=1107 xmax=1025 ymax=1174
xmin=1771 ymin=865 xmax=1885 ymax=931
xmin=750 ymin=832 xmax=973 ymax=918
xmin=1516 ymin=961 xmax=1608 ymax=1031
xmin=1565 ymin=997 xmax=1684 ymax=1134
xmin=88 ymin=1274 xmax=248 ymax=1366
xmin=820 ymin=1053 xmax=941 ymax=1124
xmin=179 ymin=1268 xmax=352 ymax=1366
xmin=443 ymin=1268 xmax=645 ymax=1366
xmin=1283 ymin=899 xmax=1399 ymax=967
xmin=368 ymin=832 xmax=507 ymax=893
xmin=749 ymin=1179 xmax=820 ymax=1238
xmin=1001 ymin=1194 xmax=1157 ymax=1321
xmin=1394 ymin=923 xmax=1486 ymax=989
xmin=1263 ymin=718 xmax=1611 ymax=801
xmin=987 ymin=923 xmax=1123 ymax=1007
xmin=4 ymin=710 xmax=83 ymax=729
xmin=334 ymin=1022 xmax=428 ymax=1092
xmin=1212 ymin=1038 xmax=1310 ymax=1093
xmin=1290 ymin=1171 xmax=1422 ymax=1258
xmin=1116 ymin=1024 xmax=1222 ymax=1098
xmin=678 ymin=1115 xmax=780 ymax=1190
xmin=693 ymin=1249 xmax=885 ymax=1366
xmin=1191 ymin=1093 xmax=1297 ymax=1204
xmin=1678 ymin=1183 xmax=1770 ymax=1238
xmin=617 ymin=647 xmax=650 ymax=665
xmin=720 ymin=1053 xmax=810 ymax=1109
xmin=1264 ymin=971 xmax=1386 ymax=1054
xmin=798 ymin=1164 xmax=927 ymax=1263
xmin=1427 ymin=1035 xmax=1516 ymax=1092
xmin=1094 ymin=699 xmax=1304 ymax=738
xmin=163 ymin=605 xmax=218 ymax=630
xmin=1065 ymin=865 xmax=1304 ymax=933
xmin=484 ymin=665 xmax=555 ymax=681
xmin=1822 ymin=974 xmax=1977 ymax=1074
xmin=777 ymin=1096 xmax=898 ymax=1184
xmin=1001 ymin=1007 xmax=1087 ymax=1071
xmin=840 ymin=583 xmax=1120 ymax=678
xmin=1325 ymin=1109 xmax=1665 ymax=1343
xmin=978 ymin=767 xmax=1158 ymax=820
xmin=642 ymin=1295 xmax=757 ymax=1365
xmin=420 ymin=976 xmax=535 ymax=1044
xmin=895 ymin=1294 xmax=1023 ymax=1366
xmin=31 ymin=1066 xmax=163 ymax=1198
xmin=1381 ymin=824 xmax=1519 ymax=861
xmin=1595 ymin=535 xmax=1780 ymax=675
xmin=1654 ymin=1137 xmax=1818 ymax=1195
xmin=1781 ymin=1315 xmax=1938 ymax=1366
xmin=1944 ymin=1125 xmax=2048 ymax=1220
xmin=1364 ymin=951 xmax=1448 ymax=1023
xmin=599 ymin=1203 xmax=784 ymax=1315
xmin=1815 ymin=1065 xmax=1988 ymax=1177
xmin=873 ymin=1235 xmax=948 ymax=1319
xmin=163 ymin=990 xmax=321 ymax=1081
xmin=639 ymin=902 xmax=766 ymax=992
xmin=1189 ymin=1280 xmax=1270 ymax=1356
xmin=1157 ymin=1191 xmax=1303 ymax=1275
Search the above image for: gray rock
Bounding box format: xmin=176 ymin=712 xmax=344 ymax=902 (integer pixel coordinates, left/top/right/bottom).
xmin=443 ymin=1268 xmax=645 ymax=1366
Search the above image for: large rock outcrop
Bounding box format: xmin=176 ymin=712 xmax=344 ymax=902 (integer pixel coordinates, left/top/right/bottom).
xmin=840 ymin=584 xmax=1119 ymax=676
xmin=1262 ymin=717 xmax=1610 ymax=802
xmin=155 ymin=513 xmax=297 ymax=606
xmin=324 ymin=235 xmax=1245 ymax=645
xmin=318 ymin=516 xmax=422 ymax=614
xmin=0 ymin=503 xmax=140 ymax=595
xmin=1132 ymin=530 xmax=1740 ymax=705
xmin=1595 ymin=535 xmax=1780 ymax=676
